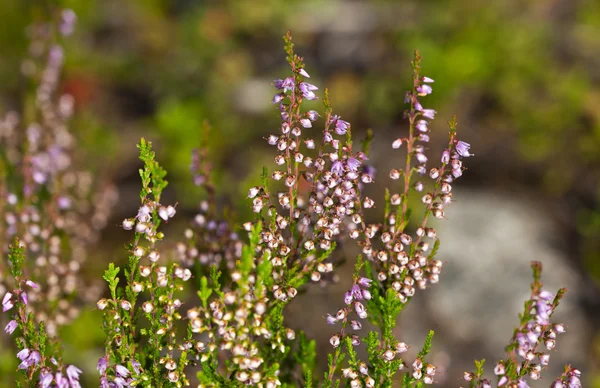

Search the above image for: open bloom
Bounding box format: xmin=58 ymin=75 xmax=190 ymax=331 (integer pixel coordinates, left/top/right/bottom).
xmin=2 ymin=292 xmax=13 ymax=312
xmin=4 ymin=320 xmax=17 ymax=334
xmin=455 ymin=141 xmax=473 ymax=157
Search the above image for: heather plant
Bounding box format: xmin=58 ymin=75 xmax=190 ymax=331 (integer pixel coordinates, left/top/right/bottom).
xmin=0 ymin=10 xmax=583 ymax=388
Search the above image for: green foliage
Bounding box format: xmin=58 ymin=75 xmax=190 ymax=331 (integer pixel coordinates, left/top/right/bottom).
xmin=103 ymin=263 xmax=120 ymax=300
xmin=137 ymin=138 xmax=168 ymax=202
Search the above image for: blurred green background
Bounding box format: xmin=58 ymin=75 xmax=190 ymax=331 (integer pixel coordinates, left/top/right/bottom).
xmin=0 ymin=0 xmax=599 ymax=386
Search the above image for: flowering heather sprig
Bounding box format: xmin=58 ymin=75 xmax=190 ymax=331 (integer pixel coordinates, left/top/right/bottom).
xmin=98 ymin=139 xmax=192 ymax=387
xmin=465 ymin=262 xmax=577 ymax=388
xmin=320 ymin=50 xmax=472 ymax=386
xmin=176 ymin=123 xmax=243 ymax=271
xmin=2 ymin=238 xmax=82 ymax=387
xmin=0 ymin=8 xmax=117 ymax=334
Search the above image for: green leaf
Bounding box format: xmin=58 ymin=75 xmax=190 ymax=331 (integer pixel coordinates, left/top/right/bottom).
xmin=416 ymin=330 xmax=435 ymax=360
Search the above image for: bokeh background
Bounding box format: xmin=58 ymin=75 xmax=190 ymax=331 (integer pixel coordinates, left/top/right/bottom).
xmin=0 ymin=0 xmax=599 ymax=386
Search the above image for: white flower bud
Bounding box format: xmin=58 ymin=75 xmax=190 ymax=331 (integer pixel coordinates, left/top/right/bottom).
xmin=97 ymin=299 xmax=108 ymax=310
xmin=122 ymin=219 xmax=134 ymax=230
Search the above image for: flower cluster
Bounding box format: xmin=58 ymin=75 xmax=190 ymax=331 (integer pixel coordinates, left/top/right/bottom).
xmin=3 ymin=239 xmax=82 ymax=387
xmin=97 ymin=139 xmax=193 ymax=387
xmin=0 ymin=8 xmax=117 ymax=335
xmin=0 ymin=17 xmax=583 ymax=387
xmin=176 ymin=143 xmax=243 ymax=270
xmin=465 ymin=262 xmax=575 ymax=388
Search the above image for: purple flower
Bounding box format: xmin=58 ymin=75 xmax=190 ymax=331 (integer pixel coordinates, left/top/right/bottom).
xmin=2 ymin=292 xmax=13 ymax=312
xmin=25 ymin=280 xmax=39 ymax=289
xmin=535 ymin=301 xmax=551 ymax=325
xmin=347 ymin=157 xmax=361 ymax=172
xmin=300 ymin=118 xmax=312 ymax=128
xmin=351 ymin=284 xmax=363 ymax=300
xmin=422 ymin=109 xmax=436 ymax=119
xmin=66 ymin=365 xmax=83 ymax=383
xmin=282 ymin=77 xmax=295 ymax=92
xmin=344 ymin=291 xmax=353 ymax=305
xmin=17 ymin=348 xmax=30 ymax=361
xmin=115 ymin=364 xmax=130 ymax=378
xmin=441 ymin=150 xmax=450 ymax=164
xmin=517 ymin=379 xmax=530 ymax=388
xmin=132 ymin=360 xmax=142 ymax=375
xmin=21 ymin=291 xmax=28 ymax=305
xmin=55 ymin=372 xmax=69 ymax=388
xmin=326 ymin=314 xmax=337 ymax=325
xmin=415 ymin=120 xmax=428 ymax=133
xmin=40 ymin=371 xmax=54 ymax=387
xmin=273 ymin=79 xmax=284 ymax=89
xmin=100 ymin=377 xmax=110 ymax=388
xmin=19 ymin=350 xmax=41 ymax=369
xmin=299 ymin=82 xmax=318 ymax=100
xmin=455 ymin=141 xmax=473 ymax=157
xmin=422 ymin=76 xmax=434 ymax=83
xmin=417 ymin=85 xmax=433 ymax=95
xmin=96 ymin=356 xmax=108 ymax=375
xmin=299 ymin=68 xmax=310 ymax=78
xmin=331 ymin=161 xmax=344 ymax=175
xmin=358 ymin=277 xmax=372 ymax=288
xmin=335 ymin=120 xmax=350 ymax=135
xmin=307 ymin=110 xmax=319 ymax=121
xmin=5 ymin=320 xmax=17 ymax=334
xmin=272 ymin=93 xmax=285 ymax=104
xmin=539 ymin=290 xmax=554 ymax=301
xmin=414 ymin=101 xmax=423 ymax=111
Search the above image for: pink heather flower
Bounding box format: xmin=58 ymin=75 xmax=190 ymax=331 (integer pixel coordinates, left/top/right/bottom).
xmin=300 ymin=118 xmax=312 ymax=128
xmin=100 ymin=377 xmax=110 ymax=388
xmin=417 ymin=85 xmax=433 ymax=95
xmin=344 ymin=291 xmax=353 ymax=305
xmin=358 ymin=277 xmax=372 ymax=288
xmin=441 ymin=150 xmax=450 ymax=164
xmin=132 ymin=360 xmax=142 ymax=375
xmin=335 ymin=119 xmax=350 ymax=135
xmin=55 ymin=373 xmax=68 ymax=387
xmin=2 ymin=292 xmax=13 ymax=312
xmin=97 ymin=356 xmax=108 ymax=375
xmin=25 ymin=280 xmax=39 ymax=289
xmin=40 ymin=371 xmax=54 ymax=387
xmin=307 ymin=110 xmax=319 ymax=121
xmin=299 ymin=82 xmax=318 ymax=100
xmin=539 ymin=290 xmax=554 ymax=301
xmin=414 ymin=101 xmax=423 ymax=111
xmin=331 ymin=161 xmax=344 ymax=175
xmin=299 ymin=68 xmax=310 ymax=78
xmin=347 ymin=157 xmax=361 ymax=172
xmin=115 ymin=364 xmax=130 ymax=378
xmin=517 ymin=379 xmax=530 ymax=388
xmin=17 ymin=348 xmax=30 ymax=361
xmin=422 ymin=76 xmax=434 ymax=83
xmin=66 ymin=365 xmax=83 ymax=384
xmin=455 ymin=141 xmax=473 ymax=157
xmin=19 ymin=350 xmax=41 ymax=369
xmin=326 ymin=314 xmax=337 ymax=325
xmin=415 ymin=120 xmax=428 ymax=133
xmin=282 ymin=77 xmax=295 ymax=92
xmin=351 ymin=285 xmax=363 ymax=300
xmin=5 ymin=320 xmax=17 ymax=334
xmin=21 ymin=291 xmax=28 ymax=305
xmin=273 ymin=79 xmax=284 ymax=89
xmin=272 ymin=93 xmax=285 ymax=104
xmin=422 ymin=109 xmax=436 ymax=119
